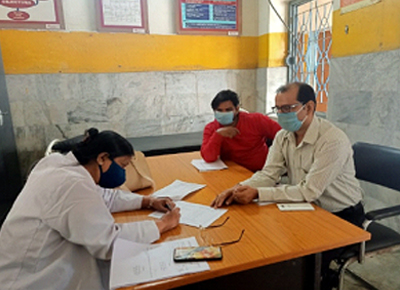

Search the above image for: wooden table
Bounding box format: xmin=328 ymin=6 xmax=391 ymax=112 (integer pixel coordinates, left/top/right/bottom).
xmin=113 ymin=152 xmax=370 ymax=290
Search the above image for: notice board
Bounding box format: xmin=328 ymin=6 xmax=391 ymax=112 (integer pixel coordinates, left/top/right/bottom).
xmin=177 ymin=0 xmax=241 ymax=36
xmin=96 ymin=0 xmax=148 ymax=33
xmin=341 ymin=0 xmax=380 ymax=13
xmin=0 ymin=0 xmax=64 ymax=29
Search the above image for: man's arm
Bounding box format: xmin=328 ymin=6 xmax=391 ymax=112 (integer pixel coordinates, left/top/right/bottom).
xmin=240 ymin=131 xmax=287 ymax=188
xmin=200 ymin=123 xmax=224 ymax=162
xmin=257 ymin=139 xmax=350 ymax=203
xmin=212 ymin=132 xmax=287 ymax=208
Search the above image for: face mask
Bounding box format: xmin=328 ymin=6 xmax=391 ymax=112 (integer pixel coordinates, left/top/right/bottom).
xmin=277 ymin=105 xmax=307 ymax=132
xmin=214 ymin=111 xmax=234 ymax=125
xmin=98 ymin=160 xmax=126 ymax=188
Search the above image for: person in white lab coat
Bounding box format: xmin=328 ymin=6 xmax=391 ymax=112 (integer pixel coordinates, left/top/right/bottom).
xmin=0 ymin=128 xmax=180 ymax=290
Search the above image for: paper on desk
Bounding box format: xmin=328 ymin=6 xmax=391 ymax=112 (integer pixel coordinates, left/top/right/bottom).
xmin=149 ymin=201 xmax=227 ymax=228
xmin=191 ymin=159 xmax=228 ymax=172
xmin=110 ymin=237 xmax=209 ymax=290
xmin=151 ymin=179 xmax=206 ymax=201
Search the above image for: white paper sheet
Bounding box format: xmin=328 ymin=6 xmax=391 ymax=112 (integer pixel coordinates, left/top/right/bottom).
xmin=149 ymin=201 xmax=228 ymax=228
xmin=110 ymin=237 xmax=209 ymax=290
xmin=151 ymin=180 xmax=206 ymax=201
xmin=191 ymin=159 xmax=228 ymax=172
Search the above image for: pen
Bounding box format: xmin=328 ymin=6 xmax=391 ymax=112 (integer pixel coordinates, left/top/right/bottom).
xmin=165 ymin=203 xmax=172 ymax=211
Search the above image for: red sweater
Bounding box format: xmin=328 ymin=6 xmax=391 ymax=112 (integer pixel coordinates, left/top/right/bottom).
xmin=201 ymin=112 xmax=281 ymax=172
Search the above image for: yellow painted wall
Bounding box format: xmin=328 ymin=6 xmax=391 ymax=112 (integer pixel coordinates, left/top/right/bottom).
xmin=332 ymin=0 xmax=400 ymax=57
xmin=0 ymin=30 xmax=286 ymax=74
xmin=258 ymin=32 xmax=287 ymax=68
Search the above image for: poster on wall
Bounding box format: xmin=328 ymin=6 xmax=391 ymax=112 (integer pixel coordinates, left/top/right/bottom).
xmin=0 ymin=0 xmax=64 ymax=29
xmin=177 ymin=0 xmax=241 ymax=36
xmin=341 ymin=0 xmax=381 ymax=13
xmin=96 ymin=0 xmax=149 ymax=33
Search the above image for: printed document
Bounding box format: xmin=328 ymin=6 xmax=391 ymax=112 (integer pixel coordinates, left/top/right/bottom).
xmin=110 ymin=237 xmax=209 ymax=290
xmin=150 ymin=201 xmax=227 ymax=228
xmin=151 ymin=179 xmax=206 ymax=200
xmin=191 ymin=159 xmax=228 ymax=172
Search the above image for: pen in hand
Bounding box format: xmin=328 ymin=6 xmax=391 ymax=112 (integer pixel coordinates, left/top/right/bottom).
xmin=165 ymin=203 xmax=173 ymax=211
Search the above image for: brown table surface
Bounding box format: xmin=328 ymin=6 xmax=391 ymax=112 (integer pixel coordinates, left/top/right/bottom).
xmin=114 ymin=152 xmax=371 ymax=290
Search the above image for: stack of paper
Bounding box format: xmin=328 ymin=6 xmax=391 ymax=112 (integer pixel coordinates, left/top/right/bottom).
xmin=110 ymin=237 xmax=209 ymax=290
xmin=149 ymin=200 xmax=227 ymax=228
xmin=191 ymin=159 xmax=228 ymax=172
xmin=151 ymin=180 xmax=206 ymax=200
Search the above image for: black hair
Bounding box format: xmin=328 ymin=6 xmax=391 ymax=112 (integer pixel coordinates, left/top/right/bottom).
xmin=276 ymin=82 xmax=316 ymax=105
xmin=211 ymin=90 xmax=240 ymax=110
xmin=72 ymin=128 xmax=134 ymax=165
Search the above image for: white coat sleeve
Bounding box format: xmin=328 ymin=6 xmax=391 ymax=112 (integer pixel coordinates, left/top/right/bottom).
xmin=99 ymin=187 xmax=143 ymax=213
xmin=43 ymin=181 xmax=159 ymax=260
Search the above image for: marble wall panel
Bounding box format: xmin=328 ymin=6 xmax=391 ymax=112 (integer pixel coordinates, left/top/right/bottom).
xmin=329 ymin=48 xmax=400 ymax=233
xmin=5 ymin=74 xmax=38 ymax=102
xmin=197 ymin=70 xmax=229 ymax=114
xmin=329 ymin=91 xmax=372 ymax=126
xmin=6 ymin=68 xmax=264 ymax=175
xmin=328 ymin=56 xmax=354 ymax=93
xmin=125 ymin=118 xmax=162 ymax=137
xmin=162 ymin=114 xmax=213 ymax=134
xmin=165 ymin=72 xmax=198 ymax=116
xmin=9 ymin=101 xmax=24 ymax=127
xmin=256 ymin=68 xmax=267 ymax=113
xmin=265 ymin=67 xmax=287 ymax=113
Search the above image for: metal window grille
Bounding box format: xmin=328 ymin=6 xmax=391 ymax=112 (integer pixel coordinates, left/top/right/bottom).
xmin=288 ymin=0 xmax=333 ymax=111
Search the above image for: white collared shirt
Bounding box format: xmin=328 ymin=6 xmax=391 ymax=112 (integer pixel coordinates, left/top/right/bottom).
xmin=0 ymin=152 xmax=159 ymax=290
xmin=241 ymin=116 xmax=363 ymax=212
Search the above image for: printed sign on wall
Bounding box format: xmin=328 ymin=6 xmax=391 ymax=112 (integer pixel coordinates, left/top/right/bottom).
xmin=96 ymin=0 xmax=149 ymax=33
xmin=177 ymin=0 xmax=241 ymax=36
xmin=0 ymin=0 xmax=64 ymax=29
xmin=341 ymin=0 xmax=381 ymax=13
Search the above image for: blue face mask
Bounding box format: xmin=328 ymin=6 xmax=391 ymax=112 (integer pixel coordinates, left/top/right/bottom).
xmin=277 ymin=105 xmax=306 ymax=132
xmin=214 ymin=111 xmax=234 ymax=125
xmin=98 ymin=160 xmax=126 ymax=188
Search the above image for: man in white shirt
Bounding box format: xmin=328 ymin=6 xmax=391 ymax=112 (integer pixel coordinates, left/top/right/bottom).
xmin=211 ymin=82 xmax=364 ymax=290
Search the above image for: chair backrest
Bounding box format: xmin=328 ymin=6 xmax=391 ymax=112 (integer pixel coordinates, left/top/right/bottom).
xmin=353 ymin=142 xmax=400 ymax=192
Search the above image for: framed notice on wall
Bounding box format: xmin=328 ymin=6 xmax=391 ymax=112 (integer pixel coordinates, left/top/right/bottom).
xmin=341 ymin=0 xmax=381 ymax=14
xmin=177 ymin=0 xmax=241 ymax=36
xmin=96 ymin=0 xmax=149 ymax=33
xmin=0 ymin=0 xmax=64 ymax=29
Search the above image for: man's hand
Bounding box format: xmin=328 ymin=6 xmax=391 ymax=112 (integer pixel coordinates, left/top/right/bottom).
xmin=231 ymin=185 xmax=258 ymax=204
xmin=211 ymin=185 xmax=258 ymax=208
xmin=216 ymin=127 xmax=240 ymax=138
xmin=211 ymin=187 xmax=235 ymax=208
xmin=156 ymin=207 xmax=181 ymax=234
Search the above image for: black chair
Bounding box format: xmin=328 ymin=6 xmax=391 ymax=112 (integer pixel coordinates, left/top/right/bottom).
xmin=336 ymin=142 xmax=400 ymax=289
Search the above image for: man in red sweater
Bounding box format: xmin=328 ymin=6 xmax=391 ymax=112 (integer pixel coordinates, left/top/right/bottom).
xmin=201 ymin=90 xmax=281 ymax=172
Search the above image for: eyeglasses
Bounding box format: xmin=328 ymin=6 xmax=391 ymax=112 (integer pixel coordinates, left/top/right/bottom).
xmin=271 ymin=103 xmax=302 ymax=114
xmin=199 ymin=217 xmax=245 ymax=247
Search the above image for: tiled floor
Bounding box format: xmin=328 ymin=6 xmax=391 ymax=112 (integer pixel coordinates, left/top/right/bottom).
xmin=342 ymin=250 xmax=400 ymax=290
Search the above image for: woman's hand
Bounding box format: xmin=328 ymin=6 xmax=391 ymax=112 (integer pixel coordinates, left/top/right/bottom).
xmin=156 ymin=207 xmax=181 ymax=234
xmin=142 ymin=197 xmax=175 ymax=212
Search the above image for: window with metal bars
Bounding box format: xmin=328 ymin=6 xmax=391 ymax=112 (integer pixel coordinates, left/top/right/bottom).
xmin=287 ymin=0 xmax=333 ymax=112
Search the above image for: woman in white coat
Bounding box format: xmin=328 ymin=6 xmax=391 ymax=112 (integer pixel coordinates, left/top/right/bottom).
xmin=0 ymin=128 xmax=180 ymax=290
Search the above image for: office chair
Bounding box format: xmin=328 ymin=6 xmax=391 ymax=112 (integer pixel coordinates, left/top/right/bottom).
xmin=336 ymin=142 xmax=400 ymax=290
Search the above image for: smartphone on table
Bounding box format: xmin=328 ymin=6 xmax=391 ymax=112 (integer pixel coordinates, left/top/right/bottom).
xmin=173 ymin=246 xmax=223 ymax=262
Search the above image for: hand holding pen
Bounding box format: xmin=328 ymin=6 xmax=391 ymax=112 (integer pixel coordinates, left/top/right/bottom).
xmin=146 ymin=197 xmax=176 ymax=212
